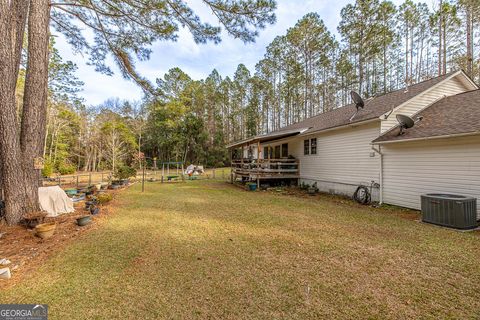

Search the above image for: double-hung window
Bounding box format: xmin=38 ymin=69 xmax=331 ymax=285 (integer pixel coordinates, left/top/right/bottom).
xmin=310 ymin=138 xmax=317 ymax=155
xmin=304 ymin=140 xmax=310 ymax=155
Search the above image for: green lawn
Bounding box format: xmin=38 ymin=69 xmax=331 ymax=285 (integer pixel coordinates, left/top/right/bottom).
xmin=1 ymin=180 xmax=479 ymax=319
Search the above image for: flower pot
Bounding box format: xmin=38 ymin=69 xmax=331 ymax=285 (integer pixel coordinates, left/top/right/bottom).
xmin=64 ymin=188 xmax=78 ymax=197
xmin=72 ymin=193 xmax=86 ymax=202
xmin=247 ymin=183 xmax=257 ymax=191
xmin=35 ymin=222 xmax=56 ymax=239
xmin=76 ymin=215 xmax=92 ymax=226
xmin=90 ymin=207 xmax=100 ymax=215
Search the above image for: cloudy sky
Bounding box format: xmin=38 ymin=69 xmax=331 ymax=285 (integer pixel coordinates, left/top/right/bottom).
xmin=54 ymin=0 xmax=421 ymax=106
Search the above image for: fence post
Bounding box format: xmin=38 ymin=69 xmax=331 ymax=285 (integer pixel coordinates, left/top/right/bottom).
xmin=213 ymin=168 xmax=216 ymax=180
xmin=161 ymin=163 xmax=164 ymax=183
xmin=101 ymin=173 xmax=104 ymax=183
xmin=88 ymin=173 xmax=92 ymax=186
xmin=58 ymin=175 xmax=61 ymax=187
xmin=76 ymin=175 xmax=79 ymax=188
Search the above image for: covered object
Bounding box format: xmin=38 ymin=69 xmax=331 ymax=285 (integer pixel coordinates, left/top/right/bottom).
xmin=38 ymin=186 xmax=75 ymax=217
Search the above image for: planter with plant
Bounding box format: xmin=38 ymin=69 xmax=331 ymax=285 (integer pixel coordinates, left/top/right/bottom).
xmin=245 ymin=182 xmax=257 ymax=191
xmin=113 ymin=165 xmax=136 ymax=186
xmin=97 ymin=193 xmax=113 ymax=205
xmin=308 ymin=182 xmax=319 ymax=195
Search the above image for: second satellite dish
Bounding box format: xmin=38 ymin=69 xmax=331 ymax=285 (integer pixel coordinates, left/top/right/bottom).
xmin=349 ymin=91 xmax=365 ymax=122
xmin=396 ymin=114 xmax=423 ymax=135
xmin=351 ymin=91 xmax=365 ymax=109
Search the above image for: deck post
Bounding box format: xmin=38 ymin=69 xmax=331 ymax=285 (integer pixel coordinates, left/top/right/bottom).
xmin=230 ymin=148 xmax=234 ymax=184
xmin=256 ymin=141 xmax=260 ymax=188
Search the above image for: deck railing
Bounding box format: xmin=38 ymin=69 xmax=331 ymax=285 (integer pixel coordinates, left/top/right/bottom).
xmin=231 ymin=158 xmax=299 ymax=179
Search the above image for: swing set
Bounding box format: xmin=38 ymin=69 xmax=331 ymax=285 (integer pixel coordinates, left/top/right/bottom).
xmin=160 ymin=161 xmax=184 ymax=182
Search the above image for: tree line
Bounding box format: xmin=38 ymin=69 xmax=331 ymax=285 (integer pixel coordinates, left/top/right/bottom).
xmin=202 ymin=0 xmax=480 ymax=141
xmin=39 ymin=0 xmax=480 ymax=176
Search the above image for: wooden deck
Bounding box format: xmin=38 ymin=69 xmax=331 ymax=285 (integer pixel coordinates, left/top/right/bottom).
xmin=231 ymin=158 xmax=299 ymax=181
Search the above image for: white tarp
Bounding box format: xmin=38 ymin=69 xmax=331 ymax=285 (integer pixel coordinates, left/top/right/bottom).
xmin=38 ymin=186 xmax=75 ymax=217
xmin=184 ymin=165 xmax=205 ymax=175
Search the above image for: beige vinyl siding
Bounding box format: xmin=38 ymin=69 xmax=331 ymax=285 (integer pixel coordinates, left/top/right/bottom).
xmin=382 ymin=135 xmax=480 ymax=217
xmin=381 ymin=75 xmax=470 ymax=133
xmin=289 ymin=122 xmax=381 ymax=187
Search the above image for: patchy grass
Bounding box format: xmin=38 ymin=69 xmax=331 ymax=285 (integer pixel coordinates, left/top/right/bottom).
xmin=1 ymin=180 xmax=479 ymax=319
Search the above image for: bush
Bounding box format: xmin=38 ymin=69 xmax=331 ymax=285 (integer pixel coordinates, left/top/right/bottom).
xmin=58 ymin=162 xmax=76 ymax=175
xmin=114 ymin=165 xmax=136 ymax=180
xmin=97 ymin=193 xmax=113 ymax=204
xmin=42 ymin=159 xmax=53 ymax=177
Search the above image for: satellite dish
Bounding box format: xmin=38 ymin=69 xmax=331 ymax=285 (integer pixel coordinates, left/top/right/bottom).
xmin=351 ymin=91 xmax=364 ymax=110
xmin=396 ymin=114 xmax=423 ymax=135
xmin=349 ymin=91 xmax=365 ymax=122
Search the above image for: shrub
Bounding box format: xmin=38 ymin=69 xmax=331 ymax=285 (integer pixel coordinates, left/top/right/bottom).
xmin=97 ymin=193 xmax=113 ymax=204
xmin=114 ymin=165 xmax=136 ymax=180
xmin=58 ymin=162 xmax=76 ymax=175
xmin=41 ymin=159 xmax=53 ymax=177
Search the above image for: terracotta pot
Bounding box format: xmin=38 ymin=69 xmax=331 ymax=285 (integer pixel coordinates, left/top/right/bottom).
xmin=35 ymin=222 xmax=56 ymax=239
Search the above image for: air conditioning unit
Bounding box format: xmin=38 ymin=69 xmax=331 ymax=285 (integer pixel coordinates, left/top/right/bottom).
xmin=421 ymin=194 xmax=478 ymax=230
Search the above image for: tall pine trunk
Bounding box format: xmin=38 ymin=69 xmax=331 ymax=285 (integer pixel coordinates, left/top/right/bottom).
xmin=0 ymin=1 xmax=31 ymax=225
xmin=21 ymin=0 xmax=51 ymax=213
xmin=466 ymin=4 xmax=473 ymax=77
xmin=438 ymin=0 xmax=443 ymax=75
xmin=0 ymin=0 xmax=51 ymax=225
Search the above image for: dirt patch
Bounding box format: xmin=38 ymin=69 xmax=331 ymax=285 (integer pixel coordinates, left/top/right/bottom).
xmin=0 ymin=189 xmax=121 ymax=290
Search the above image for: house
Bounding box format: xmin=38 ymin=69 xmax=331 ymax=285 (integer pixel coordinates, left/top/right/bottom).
xmin=227 ymin=70 xmax=480 ymax=217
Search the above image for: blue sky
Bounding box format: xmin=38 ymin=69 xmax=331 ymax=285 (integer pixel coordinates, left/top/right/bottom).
xmin=54 ymin=0 xmax=419 ymax=106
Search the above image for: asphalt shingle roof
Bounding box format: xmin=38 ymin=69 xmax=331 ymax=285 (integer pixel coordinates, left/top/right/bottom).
xmin=372 ymin=89 xmax=480 ymax=143
xmin=275 ymin=71 xmax=457 ymax=135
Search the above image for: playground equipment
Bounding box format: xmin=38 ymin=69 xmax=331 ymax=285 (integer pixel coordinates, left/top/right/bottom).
xmin=160 ymin=162 xmax=184 ymax=183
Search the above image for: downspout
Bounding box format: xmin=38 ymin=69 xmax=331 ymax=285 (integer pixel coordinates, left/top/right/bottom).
xmin=371 ymin=145 xmax=383 ymax=205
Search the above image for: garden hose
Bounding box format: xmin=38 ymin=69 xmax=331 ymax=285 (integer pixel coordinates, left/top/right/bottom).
xmin=353 ymin=185 xmax=371 ymax=205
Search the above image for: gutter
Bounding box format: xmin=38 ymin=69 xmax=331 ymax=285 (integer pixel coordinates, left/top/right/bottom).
xmin=297 ymin=118 xmax=379 ymax=138
xmin=371 ymin=145 xmax=383 ymax=204
xmin=373 ymin=131 xmax=480 ymax=145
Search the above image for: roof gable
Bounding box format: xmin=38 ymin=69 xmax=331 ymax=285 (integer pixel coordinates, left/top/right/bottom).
xmin=372 ymin=89 xmax=480 ymax=143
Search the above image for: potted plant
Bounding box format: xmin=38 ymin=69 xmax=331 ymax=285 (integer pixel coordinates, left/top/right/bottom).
xmin=97 ymin=193 xmax=113 ymax=205
xmin=35 ymin=222 xmax=56 ymax=239
xmin=113 ymin=165 xmax=136 ymax=186
xmin=308 ymin=182 xmax=318 ymax=195
xmin=246 ymin=182 xmax=257 ymax=191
